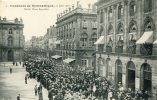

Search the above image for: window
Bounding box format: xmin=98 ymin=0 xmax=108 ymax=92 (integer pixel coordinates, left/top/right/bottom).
xmin=117 ymin=23 xmax=124 ymax=34
xmin=100 ymin=10 xmax=104 ymax=23
xmin=82 ymin=59 xmax=87 ymax=67
xmin=106 ymin=37 xmax=113 ymax=53
xmin=144 ymin=0 xmax=152 ymax=13
xmin=130 ymin=1 xmax=136 ymax=16
xmin=8 ymin=36 xmax=13 ymax=47
xmin=99 ymin=26 xmax=104 ymax=35
xmin=80 ymin=33 xmax=88 ymax=47
xmin=118 ymin=5 xmax=123 ymax=19
xmin=82 ymin=20 xmax=88 ymax=28
xmin=9 ymin=29 xmax=13 ymax=34
xmin=144 ymin=17 xmax=154 ymax=31
xmin=108 ymin=25 xmax=114 ymax=35
xmin=109 ymin=8 xmax=113 ymax=21
xmin=91 ymin=33 xmax=97 ymax=46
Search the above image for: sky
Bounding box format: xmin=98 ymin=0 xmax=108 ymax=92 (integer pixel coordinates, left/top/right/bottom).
xmin=0 ymin=0 xmax=97 ymax=41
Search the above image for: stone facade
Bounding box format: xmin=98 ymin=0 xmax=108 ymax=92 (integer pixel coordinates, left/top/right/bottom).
xmin=0 ymin=17 xmax=24 ymax=62
xmin=56 ymin=5 xmax=97 ymax=69
xmin=95 ymin=0 xmax=157 ymax=97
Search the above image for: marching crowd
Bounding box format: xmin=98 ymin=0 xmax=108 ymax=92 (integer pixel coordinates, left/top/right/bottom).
xmin=23 ymin=56 xmax=151 ymax=100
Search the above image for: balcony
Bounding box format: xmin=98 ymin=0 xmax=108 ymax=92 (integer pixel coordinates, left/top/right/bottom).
xmin=106 ymin=46 xmax=112 ymax=53
xmin=140 ymin=43 xmax=153 ymax=56
xmin=127 ymin=45 xmax=136 ymax=54
xmin=115 ymin=46 xmax=123 ymax=53
xmin=98 ymin=44 xmax=104 ymax=52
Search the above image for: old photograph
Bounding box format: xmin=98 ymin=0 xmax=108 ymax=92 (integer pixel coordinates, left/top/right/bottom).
xmin=0 ymin=0 xmax=157 ymax=100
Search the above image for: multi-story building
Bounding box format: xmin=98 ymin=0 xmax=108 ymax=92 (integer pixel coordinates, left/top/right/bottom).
xmin=28 ymin=36 xmax=44 ymax=55
xmin=43 ymin=25 xmax=57 ymax=57
xmin=56 ymin=4 xmax=97 ymax=69
xmin=0 ymin=17 xmax=24 ymax=62
xmin=95 ymin=0 xmax=157 ymax=97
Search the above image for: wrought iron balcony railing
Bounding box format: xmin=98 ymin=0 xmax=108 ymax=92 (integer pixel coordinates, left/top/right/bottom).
xmin=106 ymin=46 xmax=112 ymax=53
xmin=140 ymin=43 xmax=153 ymax=56
xmin=127 ymin=45 xmax=136 ymax=54
xmin=115 ymin=46 xmax=123 ymax=53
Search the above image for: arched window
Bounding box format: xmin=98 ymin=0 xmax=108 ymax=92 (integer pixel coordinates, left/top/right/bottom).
xmin=144 ymin=0 xmax=152 ymax=13
xmin=115 ymin=59 xmax=122 ymax=85
xmin=118 ymin=5 xmax=123 ymax=19
xmin=144 ymin=17 xmax=154 ymax=31
xmin=80 ymin=33 xmax=88 ymax=47
xmin=117 ymin=23 xmax=124 ymax=34
xmin=129 ymin=23 xmax=137 ymax=33
xmin=130 ymin=1 xmax=136 ymax=16
xmin=127 ymin=61 xmax=136 ymax=91
xmin=140 ymin=63 xmax=152 ymax=93
xmin=8 ymin=36 xmax=13 ymax=47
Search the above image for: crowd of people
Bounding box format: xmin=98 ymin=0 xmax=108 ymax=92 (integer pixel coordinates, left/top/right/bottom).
xmin=23 ymin=55 xmax=151 ymax=100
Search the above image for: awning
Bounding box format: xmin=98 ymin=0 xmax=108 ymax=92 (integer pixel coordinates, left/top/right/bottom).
xmin=51 ymin=55 xmax=62 ymax=59
xmin=63 ymin=58 xmax=75 ymax=63
xmin=153 ymin=39 xmax=157 ymax=44
xmin=54 ymin=41 xmax=60 ymax=44
xmin=94 ymin=36 xmax=104 ymax=45
xmin=136 ymin=31 xmax=153 ymax=44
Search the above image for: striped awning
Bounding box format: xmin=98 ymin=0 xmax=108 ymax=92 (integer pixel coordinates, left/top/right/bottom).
xmin=153 ymin=39 xmax=157 ymax=44
xmin=136 ymin=31 xmax=153 ymax=44
xmin=51 ymin=55 xmax=62 ymax=59
xmin=94 ymin=36 xmax=104 ymax=45
xmin=63 ymin=58 xmax=75 ymax=63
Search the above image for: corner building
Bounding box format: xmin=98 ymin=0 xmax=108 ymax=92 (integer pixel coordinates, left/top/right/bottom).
xmin=56 ymin=5 xmax=97 ymax=69
xmin=0 ymin=17 xmax=24 ymax=62
xmin=95 ymin=0 xmax=157 ymax=97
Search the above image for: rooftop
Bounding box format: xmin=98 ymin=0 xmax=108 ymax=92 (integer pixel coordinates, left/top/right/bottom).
xmin=0 ymin=17 xmax=23 ymax=25
xmin=57 ymin=4 xmax=97 ymax=22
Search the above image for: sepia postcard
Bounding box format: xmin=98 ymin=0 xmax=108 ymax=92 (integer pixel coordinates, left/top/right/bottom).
xmin=0 ymin=0 xmax=157 ymax=100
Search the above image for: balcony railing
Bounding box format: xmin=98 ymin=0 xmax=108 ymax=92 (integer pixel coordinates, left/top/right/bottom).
xmin=140 ymin=43 xmax=153 ymax=56
xmin=115 ymin=46 xmax=123 ymax=53
xmin=106 ymin=46 xmax=112 ymax=53
xmin=98 ymin=44 xmax=104 ymax=52
xmin=127 ymin=45 xmax=136 ymax=54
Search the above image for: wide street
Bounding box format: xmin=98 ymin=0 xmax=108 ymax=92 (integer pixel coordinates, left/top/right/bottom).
xmin=0 ymin=62 xmax=48 ymax=100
